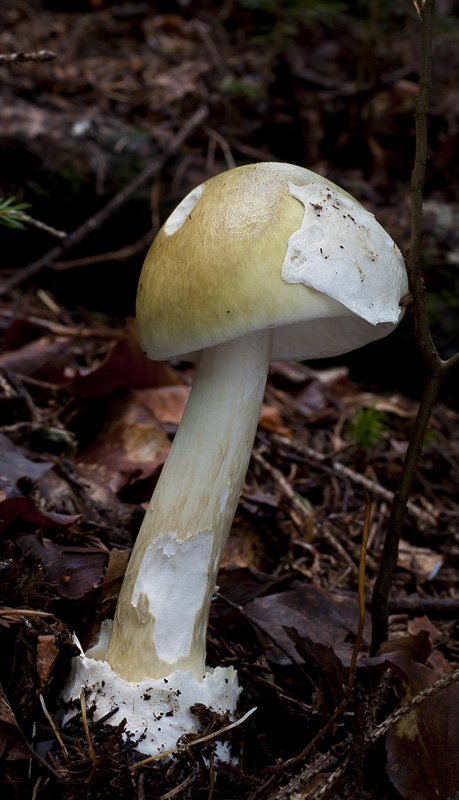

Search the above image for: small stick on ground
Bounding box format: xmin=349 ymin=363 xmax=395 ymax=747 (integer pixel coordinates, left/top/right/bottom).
xmin=347 ymin=497 xmax=370 ymax=691
xmin=0 ymin=51 xmax=56 ymax=65
xmin=80 ymin=689 xmax=96 ymax=765
xmin=39 ymin=693 xmax=68 ymax=759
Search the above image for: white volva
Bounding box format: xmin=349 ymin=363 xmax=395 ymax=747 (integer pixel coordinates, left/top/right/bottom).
xmin=62 ymin=625 xmax=240 ymax=758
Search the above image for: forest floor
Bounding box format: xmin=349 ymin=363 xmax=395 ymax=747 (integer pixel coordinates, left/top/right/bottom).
xmin=0 ymin=2 xmax=459 ymax=799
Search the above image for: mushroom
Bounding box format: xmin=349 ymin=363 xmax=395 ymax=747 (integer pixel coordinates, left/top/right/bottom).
xmin=63 ymin=162 xmax=408 ymax=757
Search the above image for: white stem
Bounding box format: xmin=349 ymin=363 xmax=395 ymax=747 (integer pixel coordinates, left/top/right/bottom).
xmin=107 ymin=329 xmax=273 ymax=681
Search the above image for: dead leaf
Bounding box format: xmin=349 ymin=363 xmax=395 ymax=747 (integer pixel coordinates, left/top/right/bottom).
xmin=0 ymin=495 xmax=80 ymax=535
xmin=16 ymin=535 xmax=107 ymax=599
xmin=258 ymin=405 xmax=291 ymax=436
xmin=407 ymin=616 xmax=442 ymax=641
xmin=77 ymin=386 xmax=289 ymax=494
xmin=398 ymin=541 xmax=443 ymax=581
xmin=284 ymin=627 xmax=348 ymax=712
xmin=216 ymin=565 xmax=287 ymax=609
xmin=427 ymin=649 xmax=452 ymax=676
xmin=221 ymin=519 xmax=268 ymax=572
xmin=142 ymin=384 xmax=288 ymax=434
xmin=363 ymin=635 xmax=459 ymax=800
xmin=244 ymin=583 xmax=370 ymax=667
xmin=406 ymin=618 xmax=450 ymax=673
xmin=0 ymin=322 xmax=78 ymax=384
xmin=0 ymin=435 xmax=54 ymax=487
xmin=0 ymin=683 xmax=31 ymax=761
xmin=378 ymin=631 xmax=431 ymax=664
xmin=77 ymin=389 xmax=172 ymax=492
xmin=100 ymin=547 xmax=131 ymax=600
xmin=36 ymin=635 xmax=58 ymax=683
xmin=150 ymin=59 xmax=210 ymax=106
xmin=145 ymin=385 xmax=191 ymax=425
xmin=72 ymin=317 xmax=180 ymax=397
xmin=387 ymin=662 xmax=459 ymax=800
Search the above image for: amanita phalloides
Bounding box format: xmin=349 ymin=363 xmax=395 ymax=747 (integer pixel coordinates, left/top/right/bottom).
xmin=63 ymin=162 xmax=408 ymax=757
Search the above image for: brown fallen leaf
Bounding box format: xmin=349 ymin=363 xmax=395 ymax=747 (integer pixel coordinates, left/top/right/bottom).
xmin=407 ymin=616 xmax=442 ymax=642
xmin=258 ymin=404 xmax=291 ymax=436
xmin=0 ymin=495 xmax=80 ymax=534
xmin=221 ymin=519 xmax=268 ymax=572
xmin=0 ymin=683 xmax=31 ymax=761
xmin=0 ymin=323 xmax=78 ymax=384
xmin=16 ymin=535 xmax=107 ymax=599
xmin=36 ymin=634 xmax=58 ymax=684
xmin=244 ymin=583 xmax=371 ymax=667
xmin=216 ymin=565 xmax=286 ymax=610
xmin=284 ymin=627 xmax=348 ymax=713
xmin=0 ymin=436 xmax=54 ymax=487
xmin=100 ymin=547 xmax=131 ymax=600
xmin=77 ymin=389 xmax=172 ymax=492
xmin=378 ymin=630 xmax=431 ymax=664
xmin=72 ymin=317 xmax=180 ymax=397
xmin=145 ymin=385 xmax=191 ymax=425
xmin=398 ymin=540 xmax=443 ymax=581
xmin=77 ymin=385 xmax=289 ymax=495
xmin=406 ymin=617 xmax=451 ymax=673
xmin=363 ymin=636 xmax=459 ymax=800
xmin=143 ymin=384 xmax=289 ymax=434
xmin=386 ymin=662 xmax=459 ymax=800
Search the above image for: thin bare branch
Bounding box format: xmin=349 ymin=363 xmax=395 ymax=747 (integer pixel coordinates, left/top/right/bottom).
xmin=0 ymin=50 xmax=56 ymax=65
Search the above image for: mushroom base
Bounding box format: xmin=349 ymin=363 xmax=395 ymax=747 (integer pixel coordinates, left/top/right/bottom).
xmin=61 ymin=624 xmax=241 ymax=760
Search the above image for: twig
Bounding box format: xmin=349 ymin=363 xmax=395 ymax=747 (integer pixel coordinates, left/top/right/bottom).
xmin=370 ymin=0 xmax=459 ymax=653
xmin=0 ymin=105 xmax=208 ymax=295
xmin=204 ymin=127 xmax=236 ymax=170
xmin=80 ymin=689 xmax=96 ymax=764
xmin=55 ymin=229 xmax=154 ymax=269
xmin=85 ymin=717 xmax=127 ymax=790
xmin=31 ymin=777 xmax=42 ymax=800
xmin=348 ymin=498 xmax=370 ymax=691
xmin=131 ymin=707 xmax=257 ymax=768
xmin=332 ymin=459 xmax=435 ymax=526
xmin=0 ymin=607 xmax=53 ymax=619
xmin=161 ymin=773 xmax=194 ymax=798
xmin=270 ymin=697 xmax=348 ymax=776
xmin=15 ymin=214 xmax=67 ymax=238
xmin=270 ymin=734 xmax=353 ymax=800
xmin=315 ymin=755 xmax=351 ymax=800
xmin=366 ymin=667 xmax=459 ymax=745
xmin=272 ymin=434 xmax=434 ymax=525
xmin=39 ymin=694 xmax=69 ymax=758
xmin=0 ymin=50 xmax=56 ymax=65
xmin=327 ymin=589 xmax=459 ymax=619
xmin=252 ymin=448 xmax=313 ymax=521
xmin=382 ymin=595 xmax=459 ymax=618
